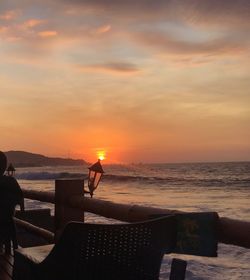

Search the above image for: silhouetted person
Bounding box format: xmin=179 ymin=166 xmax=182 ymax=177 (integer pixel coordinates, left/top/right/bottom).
xmin=0 ymin=151 xmax=24 ymax=252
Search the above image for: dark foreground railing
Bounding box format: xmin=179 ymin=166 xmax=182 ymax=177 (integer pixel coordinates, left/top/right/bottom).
xmin=20 ymin=179 xmax=250 ymax=249
xmin=14 ymin=217 xmax=54 ymax=243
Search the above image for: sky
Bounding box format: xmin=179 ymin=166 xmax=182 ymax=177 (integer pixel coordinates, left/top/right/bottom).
xmin=0 ymin=0 xmax=250 ymax=163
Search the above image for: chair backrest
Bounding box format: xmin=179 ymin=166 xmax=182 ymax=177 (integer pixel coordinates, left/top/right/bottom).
xmin=35 ymin=216 xmax=176 ymax=280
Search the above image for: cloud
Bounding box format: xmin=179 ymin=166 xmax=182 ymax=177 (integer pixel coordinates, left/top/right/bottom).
xmin=77 ymin=62 xmax=140 ymax=74
xmin=94 ymin=24 xmax=111 ymax=34
xmin=56 ymin=0 xmax=250 ymax=60
xmin=0 ymin=15 xmax=48 ymax=41
xmin=38 ymin=30 xmax=58 ymax=37
xmin=61 ymin=0 xmax=250 ymax=27
xmin=1 ymin=1 xmax=249 ymax=64
xmin=1 ymin=1 xmax=250 ymax=31
xmin=22 ymin=19 xmax=45 ymax=28
xmin=135 ymin=31 xmax=247 ymax=56
xmin=180 ymin=0 xmax=250 ymax=28
xmin=0 ymin=26 xmax=8 ymax=33
xmin=0 ymin=10 xmax=19 ymax=20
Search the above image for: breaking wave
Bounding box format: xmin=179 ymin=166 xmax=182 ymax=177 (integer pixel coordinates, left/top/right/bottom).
xmin=15 ymin=171 xmax=250 ymax=188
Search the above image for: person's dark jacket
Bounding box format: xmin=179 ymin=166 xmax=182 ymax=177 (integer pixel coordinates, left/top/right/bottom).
xmin=0 ymin=175 xmax=24 ymax=248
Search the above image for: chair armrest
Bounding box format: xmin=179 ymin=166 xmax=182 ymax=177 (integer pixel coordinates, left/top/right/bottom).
xmin=15 ymin=245 xmax=53 ymax=264
xmin=13 ymin=245 xmax=54 ymax=280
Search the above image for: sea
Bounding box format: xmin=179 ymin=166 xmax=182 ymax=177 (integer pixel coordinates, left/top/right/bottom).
xmin=15 ymin=161 xmax=250 ymax=280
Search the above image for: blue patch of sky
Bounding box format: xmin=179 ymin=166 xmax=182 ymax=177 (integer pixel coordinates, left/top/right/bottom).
xmin=136 ymin=20 xmax=222 ymax=44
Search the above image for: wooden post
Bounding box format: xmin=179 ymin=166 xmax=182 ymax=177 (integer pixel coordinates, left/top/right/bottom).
xmin=169 ymin=258 xmax=187 ymax=280
xmin=55 ymin=179 xmax=85 ymax=239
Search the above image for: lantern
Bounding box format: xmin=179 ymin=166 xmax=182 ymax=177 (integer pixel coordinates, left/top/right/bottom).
xmin=87 ymin=159 xmax=104 ymax=197
xmin=7 ymin=163 xmax=15 ymax=177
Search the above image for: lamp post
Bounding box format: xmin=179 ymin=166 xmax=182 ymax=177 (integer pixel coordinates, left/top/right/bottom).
xmin=87 ymin=159 xmax=104 ymax=198
xmin=7 ymin=163 xmax=15 ymax=177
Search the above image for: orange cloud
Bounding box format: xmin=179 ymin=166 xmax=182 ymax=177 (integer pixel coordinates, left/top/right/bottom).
xmin=95 ymin=24 xmax=111 ymax=34
xmin=0 ymin=26 xmax=8 ymax=33
xmin=0 ymin=10 xmax=19 ymax=20
xmin=23 ymin=19 xmax=45 ymax=28
xmin=38 ymin=30 xmax=58 ymax=37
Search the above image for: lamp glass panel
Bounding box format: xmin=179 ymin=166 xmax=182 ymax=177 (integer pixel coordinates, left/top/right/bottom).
xmin=94 ymin=172 xmax=102 ymax=189
xmin=88 ymin=170 xmax=96 ymax=192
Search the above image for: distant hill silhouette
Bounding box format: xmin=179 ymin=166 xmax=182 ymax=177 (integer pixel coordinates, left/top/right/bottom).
xmin=5 ymin=151 xmax=88 ymax=167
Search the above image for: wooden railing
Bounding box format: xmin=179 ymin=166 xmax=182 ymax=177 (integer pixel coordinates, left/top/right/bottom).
xmin=19 ymin=179 xmax=250 ymax=249
xmin=22 ymin=189 xmax=54 ymax=203
xmin=14 ymin=217 xmax=54 ymax=243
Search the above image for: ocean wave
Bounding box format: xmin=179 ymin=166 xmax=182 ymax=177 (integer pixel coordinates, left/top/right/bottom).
xmin=15 ymin=171 xmax=250 ymax=187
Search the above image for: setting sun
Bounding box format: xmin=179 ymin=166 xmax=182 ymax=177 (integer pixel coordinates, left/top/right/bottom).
xmin=97 ymin=151 xmax=106 ymax=161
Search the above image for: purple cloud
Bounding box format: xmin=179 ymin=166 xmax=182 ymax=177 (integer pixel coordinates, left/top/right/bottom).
xmin=77 ymin=62 xmax=140 ymax=74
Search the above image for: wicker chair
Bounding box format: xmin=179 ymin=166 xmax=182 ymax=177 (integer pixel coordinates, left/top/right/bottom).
xmin=13 ymin=216 xmax=182 ymax=280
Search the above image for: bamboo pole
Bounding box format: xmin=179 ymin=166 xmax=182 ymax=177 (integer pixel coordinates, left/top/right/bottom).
xmin=69 ymin=196 xmax=179 ymax=222
xmin=218 ymin=217 xmax=250 ymax=249
xmin=69 ymin=196 xmax=250 ymax=249
xmin=22 ymin=189 xmax=55 ymax=203
xmin=22 ymin=187 xmax=250 ymax=249
xmin=14 ymin=217 xmax=54 ymax=243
